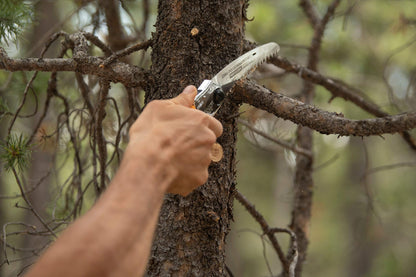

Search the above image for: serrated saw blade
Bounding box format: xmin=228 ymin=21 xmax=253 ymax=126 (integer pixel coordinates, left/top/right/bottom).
xmin=194 ymin=42 xmax=280 ymax=115
xmin=212 ymin=42 xmax=280 ymax=88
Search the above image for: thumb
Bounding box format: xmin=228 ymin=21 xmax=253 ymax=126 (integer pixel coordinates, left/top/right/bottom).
xmin=170 ymin=85 xmax=197 ymax=107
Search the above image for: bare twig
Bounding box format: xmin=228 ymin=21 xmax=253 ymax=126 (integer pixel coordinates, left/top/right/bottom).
xmin=6 ymin=72 xmax=37 ymax=133
xmin=366 ymin=161 xmax=416 ymax=175
xmin=82 ymin=32 xmax=113 ymax=57
xmin=11 ymin=169 xmax=57 ymax=238
xmin=95 ymin=80 xmax=110 ymax=194
xmin=307 ymin=0 xmax=342 ymax=70
xmin=269 ymin=228 xmax=298 ymax=277
xmin=29 ymin=42 xmax=69 ymax=146
xmin=313 ymin=153 xmax=340 ymax=172
xmin=101 ymin=39 xmax=152 ymax=67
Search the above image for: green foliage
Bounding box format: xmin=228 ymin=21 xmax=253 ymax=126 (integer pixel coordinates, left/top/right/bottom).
xmin=0 ymin=134 xmax=32 ymax=172
xmin=0 ymin=0 xmax=33 ymax=45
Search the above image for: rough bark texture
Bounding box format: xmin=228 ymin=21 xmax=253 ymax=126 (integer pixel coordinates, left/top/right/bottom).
xmin=146 ymin=1 xmax=245 ymax=276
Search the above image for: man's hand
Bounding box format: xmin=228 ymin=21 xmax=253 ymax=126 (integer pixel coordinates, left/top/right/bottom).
xmin=127 ymin=85 xmax=223 ymax=196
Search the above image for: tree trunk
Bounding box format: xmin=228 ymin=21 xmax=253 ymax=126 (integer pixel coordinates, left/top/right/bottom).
xmin=146 ymin=1 xmax=245 ymax=275
xmin=99 ymin=0 xmax=129 ymax=51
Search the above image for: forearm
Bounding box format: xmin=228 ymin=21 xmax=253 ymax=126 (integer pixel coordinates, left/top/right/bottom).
xmin=26 ymin=147 xmax=174 ymax=277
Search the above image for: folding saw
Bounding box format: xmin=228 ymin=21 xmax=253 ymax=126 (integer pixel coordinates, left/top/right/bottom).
xmin=192 ymin=42 xmax=280 ymax=162
xmin=194 ymin=42 xmax=280 ymax=115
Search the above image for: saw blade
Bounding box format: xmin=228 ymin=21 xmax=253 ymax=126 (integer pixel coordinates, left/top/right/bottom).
xmin=212 ymin=42 xmax=280 ymax=88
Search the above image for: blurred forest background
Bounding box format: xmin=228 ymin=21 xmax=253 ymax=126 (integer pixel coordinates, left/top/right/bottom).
xmin=1 ymin=0 xmax=416 ymax=276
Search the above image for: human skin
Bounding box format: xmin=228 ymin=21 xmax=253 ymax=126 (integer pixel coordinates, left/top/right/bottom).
xmin=25 ymin=85 xmax=223 ymax=277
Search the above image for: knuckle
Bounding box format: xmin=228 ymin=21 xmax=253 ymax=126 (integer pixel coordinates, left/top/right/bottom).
xmin=196 ymin=113 xmax=211 ymax=126
xmin=215 ymin=120 xmax=223 ymax=136
xmin=209 ymin=130 xmax=217 ymax=141
xmin=204 ymin=131 xmax=217 ymax=144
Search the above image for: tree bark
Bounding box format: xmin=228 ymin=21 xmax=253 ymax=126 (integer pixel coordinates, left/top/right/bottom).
xmin=146 ymin=1 xmax=245 ymax=275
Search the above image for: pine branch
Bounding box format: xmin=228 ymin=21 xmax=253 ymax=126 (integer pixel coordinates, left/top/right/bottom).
xmin=0 ymin=47 xmax=149 ymax=87
xmin=0 ymin=134 xmax=32 ymax=172
xmin=234 ymin=80 xmax=416 ymax=137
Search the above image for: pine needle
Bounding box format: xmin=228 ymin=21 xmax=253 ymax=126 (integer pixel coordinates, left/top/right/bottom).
xmin=0 ymin=134 xmax=32 ymax=172
xmin=0 ymin=0 xmax=34 ymax=45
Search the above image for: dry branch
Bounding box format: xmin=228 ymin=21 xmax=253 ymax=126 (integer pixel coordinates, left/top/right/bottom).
xmin=0 ymin=48 xmax=149 ymax=87
xmin=102 ymin=39 xmax=152 ymax=66
xmin=271 ymin=55 xmax=416 ymax=150
xmin=234 ymin=81 xmax=416 ymax=137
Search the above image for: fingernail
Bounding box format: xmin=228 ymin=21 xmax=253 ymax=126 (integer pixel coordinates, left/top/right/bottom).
xmin=183 ymin=85 xmax=197 ymax=94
